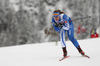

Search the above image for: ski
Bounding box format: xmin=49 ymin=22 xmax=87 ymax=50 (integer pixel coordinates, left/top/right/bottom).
xmin=59 ymin=55 xmax=70 ymax=61
xmin=83 ymin=55 xmax=90 ymax=59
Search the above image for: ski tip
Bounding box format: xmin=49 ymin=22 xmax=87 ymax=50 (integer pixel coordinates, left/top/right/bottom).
xmin=59 ymin=55 xmax=70 ymax=61
xmin=83 ymin=55 xmax=90 ymax=59
xmin=88 ymin=57 xmax=90 ymax=59
xmin=59 ymin=60 xmax=61 ymax=61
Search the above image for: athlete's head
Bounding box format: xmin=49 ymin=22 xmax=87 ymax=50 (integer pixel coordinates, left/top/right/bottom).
xmin=53 ymin=9 xmax=64 ymax=21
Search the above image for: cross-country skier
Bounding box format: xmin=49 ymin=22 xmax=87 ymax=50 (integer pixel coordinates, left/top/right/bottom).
xmin=52 ymin=9 xmax=86 ymax=58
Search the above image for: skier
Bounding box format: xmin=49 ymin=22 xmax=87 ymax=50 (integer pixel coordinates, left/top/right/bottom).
xmin=52 ymin=9 xmax=86 ymax=58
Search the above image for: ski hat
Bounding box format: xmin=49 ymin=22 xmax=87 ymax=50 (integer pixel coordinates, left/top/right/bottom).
xmin=53 ymin=12 xmax=60 ymax=17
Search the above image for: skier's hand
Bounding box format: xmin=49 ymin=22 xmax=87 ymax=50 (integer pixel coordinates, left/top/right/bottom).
xmin=58 ymin=23 xmax=63 ymax=28
xmin=54 ymin=23 xmax=63 ymax=28
xmin=54 ymin=22 xmax=59 ymax=27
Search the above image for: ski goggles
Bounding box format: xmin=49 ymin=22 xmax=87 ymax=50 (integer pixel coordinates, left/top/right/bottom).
xmin=53 ymin=12 xmax=60 ymax=18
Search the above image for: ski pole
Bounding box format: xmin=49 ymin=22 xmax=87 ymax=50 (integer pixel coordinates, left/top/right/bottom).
xmin=69 ymin=16 xmax=91 ymax=22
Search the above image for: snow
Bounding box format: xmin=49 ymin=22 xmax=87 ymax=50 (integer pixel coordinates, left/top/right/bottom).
xmin=9 ymin=0 xmax=20 ymax=11
xmin=9 ymin=0 xmax=20 ymax=3
xmin=0 ymin=38 xmax=100 ymax=66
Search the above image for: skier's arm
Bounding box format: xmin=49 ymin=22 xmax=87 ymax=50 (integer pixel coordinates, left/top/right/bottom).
xmin=62 ymin=15 xmax=70 ymax=30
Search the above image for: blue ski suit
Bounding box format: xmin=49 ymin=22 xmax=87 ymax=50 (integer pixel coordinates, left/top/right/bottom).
xmin=52 ymin=14 xmax=79 ymax=48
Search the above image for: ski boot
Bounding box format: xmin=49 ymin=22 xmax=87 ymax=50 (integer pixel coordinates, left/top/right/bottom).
xmin=77 ymin=45 xmax=90 ymax=58
xmin=62 ymin=47 xmax=67 ymax=57
xmin=77 ymin=45 xmax=85 ymax=56
xmin=59 ymin=48 xmax=69 ymax=61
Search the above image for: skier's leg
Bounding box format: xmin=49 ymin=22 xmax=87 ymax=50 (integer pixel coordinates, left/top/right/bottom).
xmin=59 ymin=29 xmax=67 ymax=57
xmin=67 ymin=23 xmax=85 ymax=55
xmin=60 ymin=29 xmax=66 ymax=48
xmin=67 ymin=23 xmax=79 ymax=47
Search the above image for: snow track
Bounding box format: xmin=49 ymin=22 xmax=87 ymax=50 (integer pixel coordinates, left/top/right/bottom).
xmin=0 ymin=38 xmax=100 ymax=66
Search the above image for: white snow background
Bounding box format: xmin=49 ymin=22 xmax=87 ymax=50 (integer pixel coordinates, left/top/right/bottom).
xmin=0 ymin=38 xmax=100 ymax=66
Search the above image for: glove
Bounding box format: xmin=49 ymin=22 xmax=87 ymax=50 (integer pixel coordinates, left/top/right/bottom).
xmin=54 ymin=23 xmax=63 ymax=28
xmin=58 ymin=23 xmax=63 ymax=27
xmin=54 ymin=22 xmax=59 ymax=27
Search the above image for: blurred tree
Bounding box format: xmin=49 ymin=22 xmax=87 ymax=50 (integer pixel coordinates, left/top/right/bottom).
xmin=0 ymin=0 xmax=99 ymax=47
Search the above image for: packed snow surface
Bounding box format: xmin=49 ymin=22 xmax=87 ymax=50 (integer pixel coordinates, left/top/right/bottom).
xmin=0 ymin=38 xmax=100 ymax=66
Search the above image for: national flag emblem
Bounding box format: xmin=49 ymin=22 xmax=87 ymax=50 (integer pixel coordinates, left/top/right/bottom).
xmin=65 ymin=21 xmax=67 ymax=23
